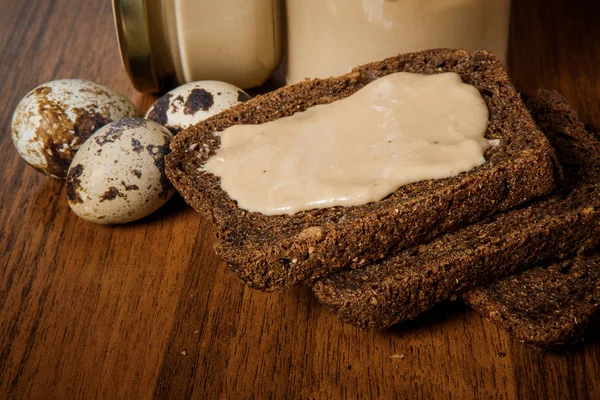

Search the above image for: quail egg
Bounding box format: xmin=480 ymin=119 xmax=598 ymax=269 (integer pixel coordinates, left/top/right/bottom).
xmin=66 ymin=118 xmax=174 ymax=224
xmin=11 ymin=79 xmax=137 ymax=178
xmin=145 ymin=81 xmax=250 ymax=134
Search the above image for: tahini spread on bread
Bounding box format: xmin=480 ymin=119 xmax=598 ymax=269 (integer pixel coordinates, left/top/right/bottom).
xmin=203 ymin=72 xmax=496 ymax=215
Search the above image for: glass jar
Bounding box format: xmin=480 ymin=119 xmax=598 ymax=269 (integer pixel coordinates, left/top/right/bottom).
xmin=113 ymin=0 xmax=283 ymax=93
xmin=285 ymin=0 xmax=512 ymax=84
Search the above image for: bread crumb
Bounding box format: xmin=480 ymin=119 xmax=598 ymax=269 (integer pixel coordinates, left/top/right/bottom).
xmin=296 ymin=226 xmax=323 ymax=240
xmin=181 ymin=349 xmax=187 ymax=356
xmin=389 ymin=354 xmax=405 ymax=359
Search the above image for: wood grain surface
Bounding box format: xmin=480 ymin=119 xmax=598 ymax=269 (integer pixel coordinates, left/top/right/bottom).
xmin=1 ymin=0 xmax=599 ymax=399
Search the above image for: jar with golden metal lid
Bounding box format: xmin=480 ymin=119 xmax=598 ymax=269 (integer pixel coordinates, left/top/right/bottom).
xmin=113 ymin=0 xmax=283 ymax=93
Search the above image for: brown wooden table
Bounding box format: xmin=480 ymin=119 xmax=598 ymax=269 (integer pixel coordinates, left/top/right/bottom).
xmin=1 ymin=1 xmax=599 ymax=399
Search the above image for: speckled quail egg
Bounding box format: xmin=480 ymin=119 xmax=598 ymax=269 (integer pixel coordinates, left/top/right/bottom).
xmin=11 ymin=79 xmax=137 ymax=179
xmin=66 ymin=118 xmax=174 ymax=224
xmin=145 ymin=81 xmax=250 ymax=134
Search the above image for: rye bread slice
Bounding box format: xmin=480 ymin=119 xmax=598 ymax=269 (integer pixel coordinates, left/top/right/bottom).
xmin=462 ymin=253 xmax=600 ymax=349
xmin=166 ymin=49 xmax=555 ymax=291
xmin=460 ymin=91 xmax=600 ymax=349
xmin=311 ymin=90 xmax=600 ymax=329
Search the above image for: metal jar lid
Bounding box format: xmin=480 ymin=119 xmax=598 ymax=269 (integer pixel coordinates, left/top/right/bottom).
xmin=112 ymin=0 xmax=178 ymax=93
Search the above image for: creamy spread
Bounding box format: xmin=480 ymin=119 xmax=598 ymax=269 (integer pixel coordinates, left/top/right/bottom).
xmin=285 ymin=0 xmax=511 ymax=84
xmin=203 ymin=72 xmax=494 ymax=215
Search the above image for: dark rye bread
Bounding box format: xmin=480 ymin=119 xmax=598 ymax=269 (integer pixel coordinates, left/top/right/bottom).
xmin=461 ymin=92 xmax=600 ymax=349
xmin=311 ymin=90 xmax=600 ymax=329
xmin=462 ymin=253 xmax=600 ymax=349
xmin=166 ymin=49 xmax=555 ymax=291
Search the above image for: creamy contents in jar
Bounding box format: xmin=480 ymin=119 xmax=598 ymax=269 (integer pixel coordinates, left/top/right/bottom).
xmin=203 ymin=72 xmax=494 ymax=215
xmin=285 ymin=0 xmax=511 ymax=84
xmin=172 ymin=0 xmax=282 ymax=88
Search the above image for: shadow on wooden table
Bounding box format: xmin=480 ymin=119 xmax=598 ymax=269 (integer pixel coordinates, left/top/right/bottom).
xmin=382 ymin=300 xmax=600 ymax=354
xmin=383 ymin=301 xmax=466 ymax=335
xmin=578 ymin=316 xmax=600 ymax=348
xmin=133 ymin=193 xmax=191 ymax=225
